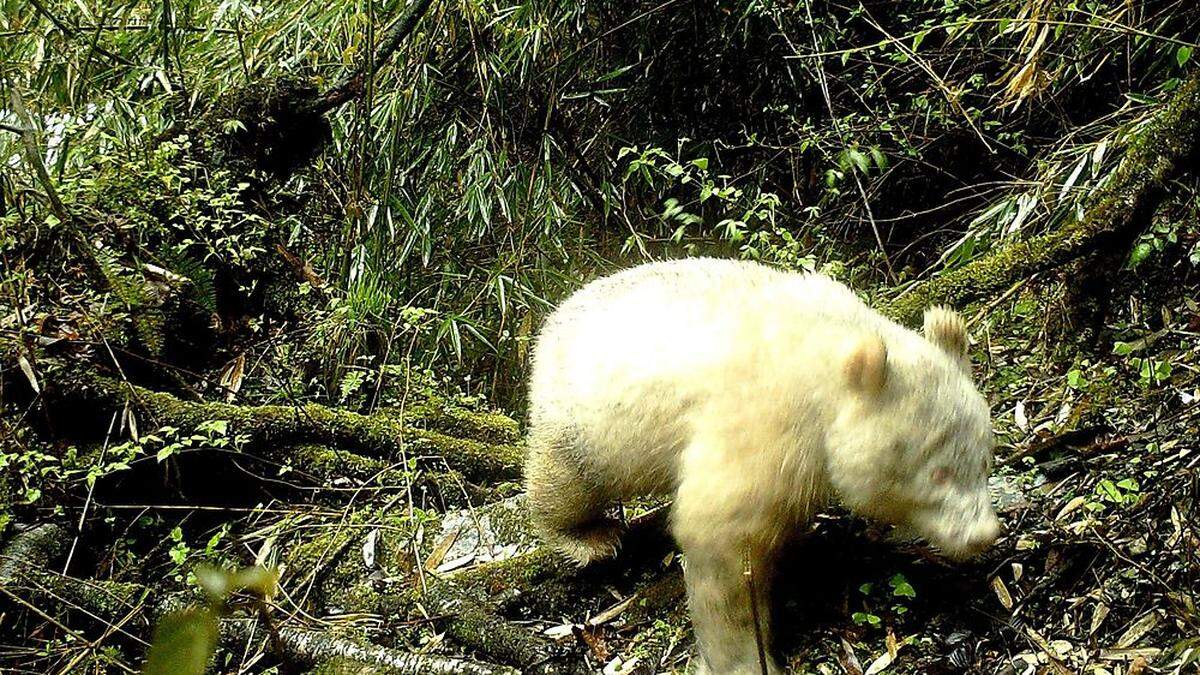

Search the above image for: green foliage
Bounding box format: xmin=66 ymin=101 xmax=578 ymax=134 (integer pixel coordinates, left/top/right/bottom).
xmin=853 ymin=571 xmax=918 ymax=629
xmin=142 ymin=566 xmax=279 ymax=675
xmin=142 ymin=607 xmax=220 ymax=675
xmin=96 ymin=251 xmax=167 ymax=355
xmin=5 ymin=0 xmax=1199 ymax=405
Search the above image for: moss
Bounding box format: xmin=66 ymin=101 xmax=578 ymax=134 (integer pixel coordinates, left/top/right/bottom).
xmin=620 ymin=607 xmax=690 ymax=674
xmin=55 ymin=373 xmax=523 ymax=483
xmin=291 ymin=444 xmax=390 ymax=477
xmin=309 ymin=657 xmax=383 ymax=674
xmin=402 ymin=397 xmax=521 ymax=446
xmin=282 ymin=504 xmax=428 ymax=616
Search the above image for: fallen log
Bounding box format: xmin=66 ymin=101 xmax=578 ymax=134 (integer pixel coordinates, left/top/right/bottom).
xmin=47 ymin=372 xmax=523 ymax=483
xmin=0 ymin=531 xmax=516 ymax=675
xmin=883 ymin=69 xmax=1200 ymax=323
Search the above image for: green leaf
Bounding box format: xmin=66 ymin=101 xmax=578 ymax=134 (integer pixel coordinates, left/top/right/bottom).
xmin=1066 ymin=369 xmax=1087 ymax=390
xmin=1097 ymin=479 xmax=1122 ymax=502
xmin=852 ymin=611 xmax=882 ymax=626
xmin=1177 ymin=46 xmax=1193 ymax=67
xmin=690 ymin=157 xmax=709 ymax=171
xmin=847 ymin=148 xmax=870 ymax=173
xmin=912 ymin=29 xmax=929 ymax=51
xmin=1112 ymin=341 xmax=1134 ymax=356
xmin=869 ymin=147 xmax=888 ymax=170
xmin=142 ymin=608 xmax=219 ymax=675
xmin=1154 ymin=360 xmax=1172 ymax=381
xmin=889 ymin=573 xmax=916 ymax=598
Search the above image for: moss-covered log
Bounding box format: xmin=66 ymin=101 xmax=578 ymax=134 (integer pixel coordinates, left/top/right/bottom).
xmin=221 ymin=617 xmax=519 ymax=675
xmin=282 ymin=444 xmax=514 ymax=505
xmin=349 ymin=507 xmax=679 ymax=671
xmin=882 ymin=68 xmax=1200 ymax=323
xmin=49 ymin=373 xmax=523 ymax=482
xmin=0 ymin=523 xmax=69 ymax=584
xmin=5 ymin=561 xmax=516 ymax=675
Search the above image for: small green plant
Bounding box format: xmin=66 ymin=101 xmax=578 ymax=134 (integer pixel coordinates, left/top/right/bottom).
xmin=1127 ymin=220 xmax=1180 ymax=269
xmin=1095 ymin=478 xmax=1141 ymax=507
xmin=853 ymin=572 xmax=918 ymax=629
xmin=615 ymin=145 xmax=782 ymax=258
xmin=1113 ymin=341 xmax=1174 ymax=387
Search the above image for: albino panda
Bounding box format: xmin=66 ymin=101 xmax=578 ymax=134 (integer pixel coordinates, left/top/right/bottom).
xmin=524 ymin=258 xmax=1000 ymax=674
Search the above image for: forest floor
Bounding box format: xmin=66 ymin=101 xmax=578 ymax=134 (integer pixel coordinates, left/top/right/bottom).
xmin=5 ymin=258 xmax=1197 ymax=675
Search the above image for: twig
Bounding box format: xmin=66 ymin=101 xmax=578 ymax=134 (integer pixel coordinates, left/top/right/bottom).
xmin=744 ymin=553 xmax=769 ymax=675
xmin=858 ymin=8 xmax=994 ymax=152
xmin=63 ymin=410 xmax=120 ymax=575
xmin=25 ymin=0 xmax=138 ymax=68
xmin=0 ymin=587 xmax=136 ymax=673
xmin=795 ymin=3 xmax=896 ymax=281
xmin=967 ymin=276 xmax=1033 ymax=329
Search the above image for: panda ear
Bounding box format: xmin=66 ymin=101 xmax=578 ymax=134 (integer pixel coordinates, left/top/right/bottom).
xmin=923 ymin=306 xmax=969 ymax=363
xmin=844 ymin=335 xmax=888 ymax=396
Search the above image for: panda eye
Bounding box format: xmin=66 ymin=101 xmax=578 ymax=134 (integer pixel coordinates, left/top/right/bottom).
xmin=931 ymin=467 xmax=951 ymax=485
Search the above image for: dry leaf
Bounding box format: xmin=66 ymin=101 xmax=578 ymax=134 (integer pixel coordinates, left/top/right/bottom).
xmin=588 ymin=595 xmax=636 ymax=627
xmin=424 ymin=525 xmax=461 ymax=572
xmin=1023 ymin=627 xmax=1073 ymax=675
xmin=542 ymin=622 xmax=577 ymax=639
xmin=17 ymin=354 xmax=40 ymax=394
xmin=575 ymin=625 xmax=611 ymax=661
xmin=218 ymin=354 xmax=246 ymax=402
xmin=864 ymin=652 xmax=894 ymax=675
xmin=839 ymin=638 xmax=864 ymax=675
xmin=1056 ymin=495 xmax=1088 ymax=520
xmin=1089 ymin=602 xmax=1110 ymax=635
xmin=1099 ymin=647 xmax=1161 ymax=662
xmin=992 ymin=576 xmax=1014 ymax=610
xmin=1014 ymin=401 xmax=1028 ymax=431
xmin=123 ymin=403 xmax=139 ymax=442
xmin=361 ymin=529 xmax=378 ymax=569
xmin=1115 ymin=611 xmax=1160 ymax=649
xmin=602 ymin=655 xmax=640 ymax=675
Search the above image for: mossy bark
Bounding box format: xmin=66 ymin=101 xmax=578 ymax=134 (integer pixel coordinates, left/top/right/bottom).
xmin=881 ymin=69 xmax=1200 ymax=323
xmin=50 ymin=372 xmax=523 ymax=482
